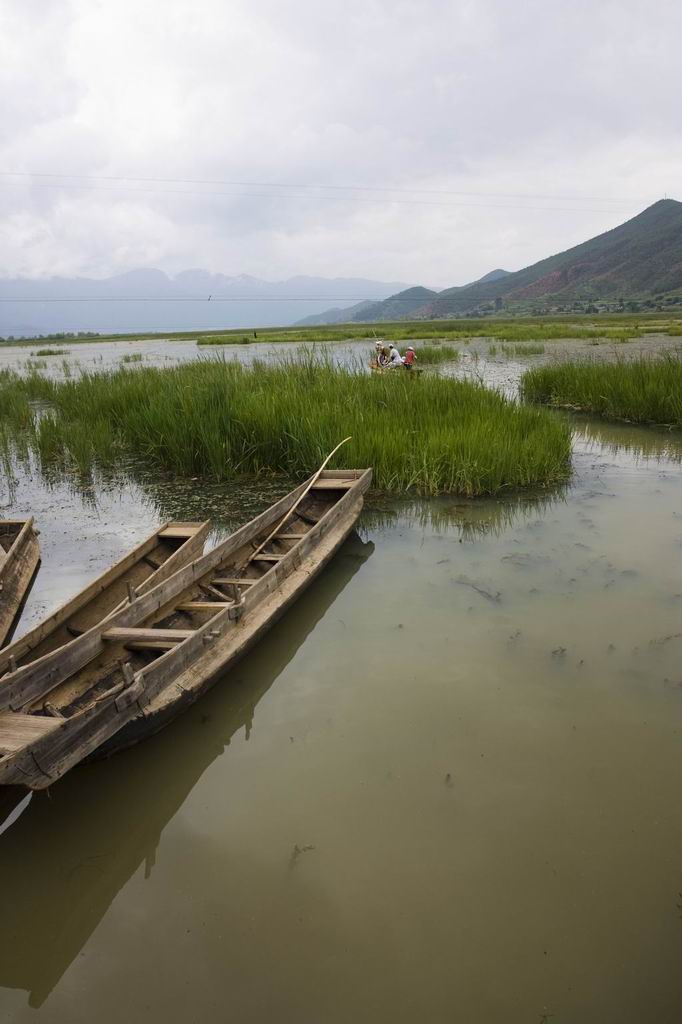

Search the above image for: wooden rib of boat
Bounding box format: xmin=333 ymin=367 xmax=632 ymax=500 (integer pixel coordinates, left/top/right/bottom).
xmin=0 ymin=520 xmax=209 ymax=676
xmin=0 ymin=520 xmax=40 ymax=649
xmin=0 ymin=470 xmax=371 ymax=789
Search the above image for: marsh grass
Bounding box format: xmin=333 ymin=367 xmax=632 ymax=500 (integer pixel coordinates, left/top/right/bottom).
xmin=32 ymin=348 xmax=70 ymax=356
xmin=522 ymin=353 xmax=682 ymax=426
xmin=501 ymin=343 xmax=546 ymax=356
xmin=414 ymin=344 xmax=459 ymax=364
xmin=0 ymin=355 xmax=570 ymax=496
xmin=121 ymin=352 xmax=143 ymax=363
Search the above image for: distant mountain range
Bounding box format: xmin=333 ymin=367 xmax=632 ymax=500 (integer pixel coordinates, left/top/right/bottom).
xmin=304 ymin=200 xmax=682 ymax=324
xmin=0 ymin=271 xmax=413 ymax=337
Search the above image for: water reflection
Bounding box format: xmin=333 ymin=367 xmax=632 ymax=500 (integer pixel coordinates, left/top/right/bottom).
xmin=571 ymin=412 xmax=682 ymax=463
xmin=0 ymin=531 xmax=373 ymax=1008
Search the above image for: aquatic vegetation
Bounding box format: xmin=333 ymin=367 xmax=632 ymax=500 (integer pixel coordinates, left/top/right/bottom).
xmin=488 ymin=344 xmax=498 ymax=356
xmin=121 ymin=352 xmax=143 ymax=363
xmin=503 ymin=343 xmax=546 ymax=356
xmin=32 ymin=348 xmax=70 ymax=356
xmin=0 ymin=356 xmax=571 ymax=496
xmin=413 ymin=344 xmax=459 ymax=364
xmin=522 ymin=354 xmax=682 ymax=426
xmin=24 ymin=359 xmax=47 ymax=371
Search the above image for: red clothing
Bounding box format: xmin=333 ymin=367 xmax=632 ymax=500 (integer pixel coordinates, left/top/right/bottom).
xmin=404 ymin=349 xmax=416 ymax=366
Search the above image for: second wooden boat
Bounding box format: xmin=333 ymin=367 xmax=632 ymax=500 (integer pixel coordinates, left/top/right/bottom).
xmin=0 ymin=520 xmax=209 ymax=675
xmin=0 ymin=520 xmax=40 ymax=648
xmin=0 ymin=470 xmax=371 ymax=788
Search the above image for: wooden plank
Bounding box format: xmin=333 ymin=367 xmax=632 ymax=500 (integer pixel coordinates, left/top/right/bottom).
xmin=0 ymin=519 xmax=40 ymax=648
xmin=252 ymin=553 xmax=284 ymax=562
xmin=102 ymin=628 xmax=194 ymax=643
xmin=211 ymin=577 xmax=258 ymax=587
xmin=157 ymin=526 xmax=200 ymax=539
xmin=311 ymin=479 xmax=355 ymax=489
xmin=0 ymin=519 xmax=209 ymax=677
xmin=0 ymin=712 xmax=61 ymax=754
xmin=177 ymin=602 xmax=232 ymax=611
xmin=123 ymin=640 xmax=182 ymax=651
xmin=275 ymin=533 xmax=307 ymax=540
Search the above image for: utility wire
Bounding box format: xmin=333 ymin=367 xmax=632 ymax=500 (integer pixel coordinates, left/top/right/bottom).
xmin=0 ymin=178 xmax=642 ymax=214
xmin=0 ymin=170 xmax=648 ymax=205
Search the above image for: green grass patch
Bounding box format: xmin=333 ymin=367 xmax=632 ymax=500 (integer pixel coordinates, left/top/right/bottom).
xmin=121 ymin=352 xmax=143 ymax=363
xmin=502 ymin=343 xmax=546 ymax=356
xmin=0 ymin=356 xmax=571 ymax=496
xmin=413 ymin=344 xmax=459 ymax=364
xmin=522 ymin=354 xmax=682 ymax=426
xmin=32 ymin=348 xmax=70 ymax=356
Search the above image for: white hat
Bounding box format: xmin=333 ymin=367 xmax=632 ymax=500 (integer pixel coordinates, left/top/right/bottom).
xmin=407 ymin=345 xmax=414 ymax=351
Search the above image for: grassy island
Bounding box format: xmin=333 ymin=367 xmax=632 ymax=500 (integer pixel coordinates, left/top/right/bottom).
xmin=0 ymin=358 xmax=571 ymax=495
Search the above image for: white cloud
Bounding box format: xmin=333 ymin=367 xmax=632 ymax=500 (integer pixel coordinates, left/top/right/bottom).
xmin=1 ymin=0 xmax=681 ymax=285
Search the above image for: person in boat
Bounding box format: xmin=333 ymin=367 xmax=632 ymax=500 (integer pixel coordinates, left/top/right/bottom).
xmin=403 ymin=345 xmax=417 ymax=370
xmin=388 ymin=343 xmax=403 ymax=368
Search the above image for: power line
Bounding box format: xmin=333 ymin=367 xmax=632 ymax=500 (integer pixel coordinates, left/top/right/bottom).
xmin=0 ymin=170 xmax=647 ymax=205
xmin=0 ymin=296 xmax=386 ymax=303
xmin=0 ymin=177 xmax=642 ymax=214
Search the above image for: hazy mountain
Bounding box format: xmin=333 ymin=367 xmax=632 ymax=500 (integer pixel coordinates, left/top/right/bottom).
xmin=348 ymin=273 xmax=510 ymax=323
xmin=425 ymin=200 xmax=682 ymax=316
xmin=0 ymin=271 xmax=412 ymax=337
xmin=295 ymin=300 xmax=377 ymax=327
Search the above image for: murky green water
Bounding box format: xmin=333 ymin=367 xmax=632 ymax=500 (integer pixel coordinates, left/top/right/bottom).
xmin=2 ymin=414 xmax=682 ymax=1022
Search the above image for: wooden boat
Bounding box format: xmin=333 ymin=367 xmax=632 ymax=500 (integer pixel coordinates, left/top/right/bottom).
xmin=0 ymin=520 xmax=40 ymax=648
xmin=0 ymin=520 xmax=209 ymax=676
xmin=0 ymin=531 xmax=375 ymax=1008
xmin=0 ymin=470 xmax=371 ymax=788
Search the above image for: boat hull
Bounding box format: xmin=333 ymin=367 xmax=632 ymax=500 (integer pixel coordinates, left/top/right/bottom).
xmin=97 ymin=500 xmax=362 ymax=756
xmin=0 ymin=520 xmax=40 ymax=648
xmin=0 ymin=470 xmax=371 ymax=788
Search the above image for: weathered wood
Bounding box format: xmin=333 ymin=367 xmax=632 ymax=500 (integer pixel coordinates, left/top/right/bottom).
xmin=310 ymin=479 xmax=355 ymax=489
xmin=0 ymin=469 xmax=372 ymax=787
xmin=157 ymin=526 xmax=199 ymax=539
xmin=251 ymin=553 xmax=284 ymax=562
xmin=0 ymin=519 xmax=209 ymax=676
xmin=102 ymin=628 xmax=195 ymax=643
xmin=0 ymin=712 xmax=61 ymax=754
xmin=177 ymin=602 xmax=232 ymax=612
xmin=211 ymin=577 xmax=258 ymax=587
xmin=0 ymin=519 xmax=40 ymax=648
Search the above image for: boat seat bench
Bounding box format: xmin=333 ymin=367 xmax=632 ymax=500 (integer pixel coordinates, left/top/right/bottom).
xmin=0 ymin=712 xmax=62 ymax=755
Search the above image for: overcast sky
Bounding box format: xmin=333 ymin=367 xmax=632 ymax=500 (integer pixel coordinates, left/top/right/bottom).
xmin=1 ymin=0 xmax=681 ymax=287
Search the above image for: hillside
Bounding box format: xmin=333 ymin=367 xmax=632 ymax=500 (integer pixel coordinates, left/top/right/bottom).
xmin=348 ymin=274 xmax=510 ymax=324
xmin=295 ymin=299 xmax=376 ymax=327
xmin=426 ymin=199 xmax=682 ymax=317
xmin=348 ymin=286 xmax=439 ymax=323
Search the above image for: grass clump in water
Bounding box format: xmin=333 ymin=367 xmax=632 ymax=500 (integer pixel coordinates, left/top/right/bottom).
xmin=121 ymin=352 xmax=143 ymax=363
xmin=522 ymin=354 xmax=682 ymax=426
xmin=32 ymin=348 xmax=70 ymax=356
xmin=0 ymin=356 xmax=571 ymax=496
xmin=502 ymin=343 xmax=546 ymax=356
xmin=414 ymin=344 xmax=459 ymax=364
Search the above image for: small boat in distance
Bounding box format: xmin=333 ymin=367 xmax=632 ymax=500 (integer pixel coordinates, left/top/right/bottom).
xmin=0 ymin=470 xmax=371 ymax=789
xmin=0 ymin=521 xmax=209 ymax=676
xmin=0 ymin=520 xmax=40 ymax=649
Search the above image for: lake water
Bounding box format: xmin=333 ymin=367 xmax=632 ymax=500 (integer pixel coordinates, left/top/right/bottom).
xmin=1 ymin=347 xmax=682 ymax=1022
